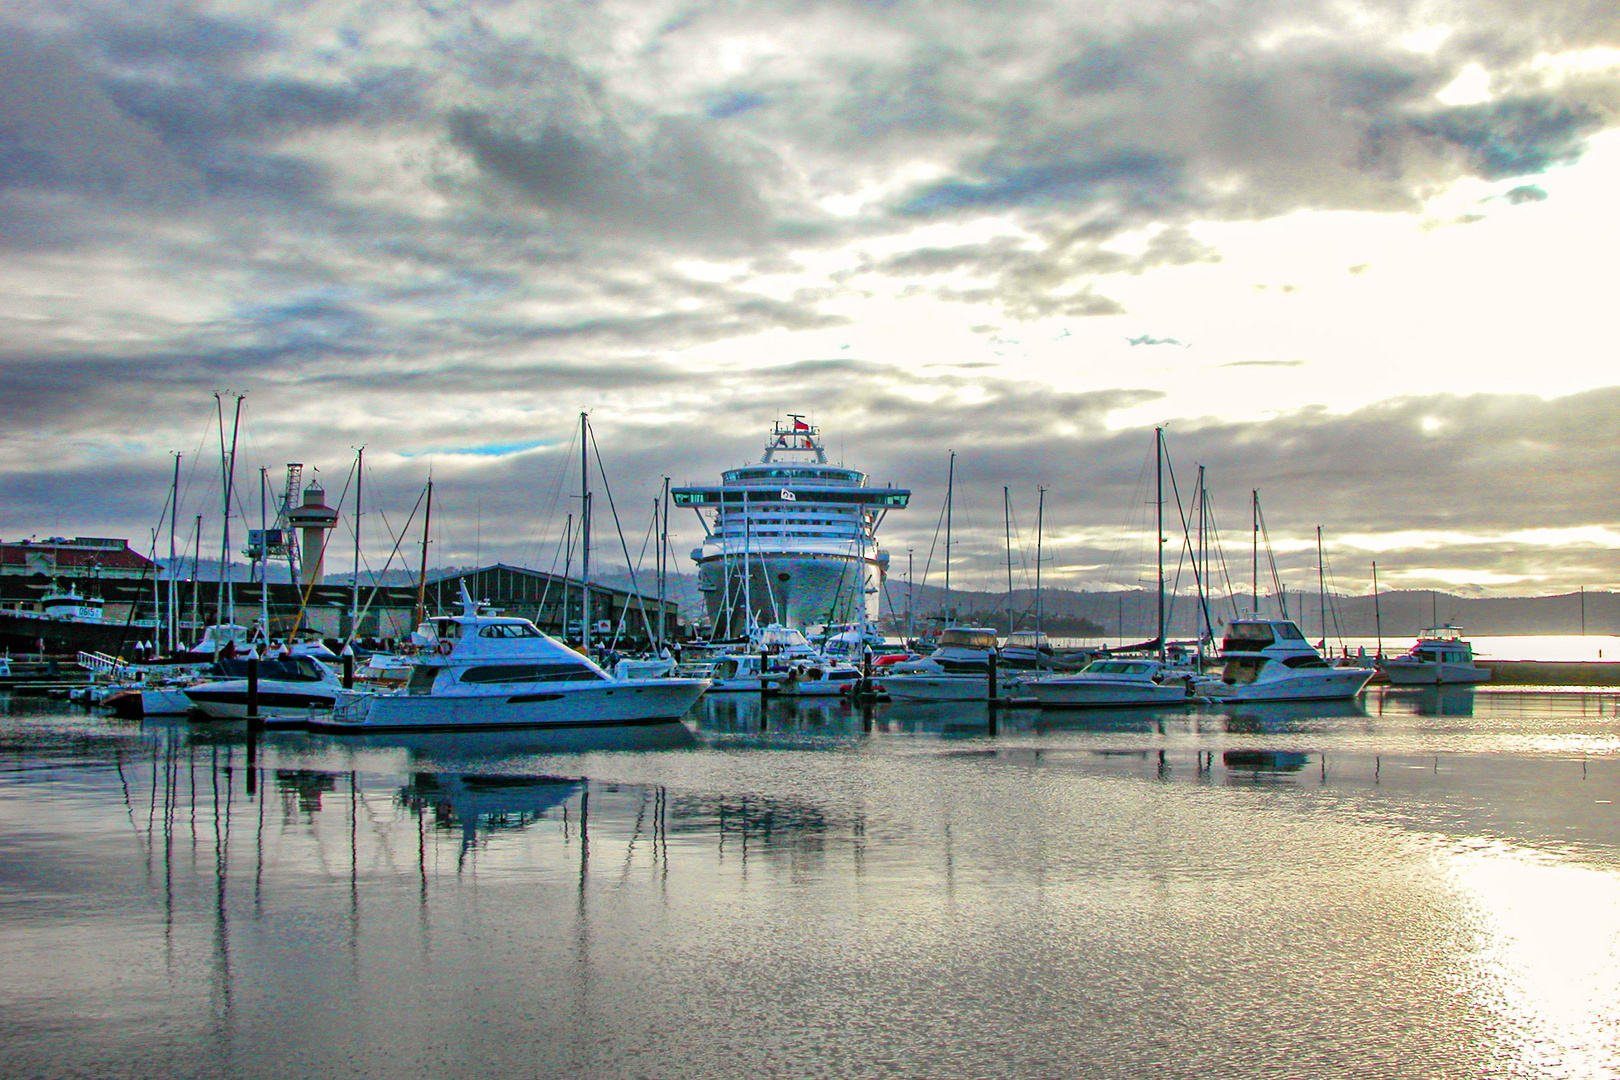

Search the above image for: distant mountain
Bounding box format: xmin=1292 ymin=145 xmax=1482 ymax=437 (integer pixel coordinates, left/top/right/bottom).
xmin=876 ymin=582 xmax=1620 ymax=640
xmin=157 ymin=559 xmax=1618 ymax=637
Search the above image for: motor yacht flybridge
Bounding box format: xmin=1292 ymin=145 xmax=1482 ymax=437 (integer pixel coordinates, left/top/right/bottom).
xmin=673 ymin=416 xmax=909 ymax=634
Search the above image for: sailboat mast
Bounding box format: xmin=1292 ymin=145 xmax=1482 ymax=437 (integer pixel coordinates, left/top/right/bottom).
xmin=659 ymin=477 xmax=670 ymax=649
xmin=1317 ymin=525 xmax=1326 ymax=646
xmin=944 ymin=450 xmax=955 ymax=624
xmin=580 ymin=412 xmax=591 ymax=656
xmin=1003 ymin=485 xmax=1013 ymax=634
xmin=561 ymin=513 xmax=573 ymax=635
xmin=216 ymin=393 xmax=244 ymax=629
xmin=190 ymin=515 xmax=202 ymax=642
xmin=1035 ymin=486 xmax=1045 ymax=632
xmin=1372 ymin=560 xmax=1383 ymax=660
xmin=259 ymin=467 xmax=270 ymax=637
xmin=1196 ymin=465 xmax=1210 ymax=659
xmin=352 ymin=446 xmax=363 ymax=639
xmin=1155 ymin=427 xmax=1165 ymax=663
xmin=168 ymin=453 xmax=180 ymax=653
xmin=414 ymin=478 xmax=433 ymax=627
xmin=1251 ymin=489 xmax=1259 ymax=617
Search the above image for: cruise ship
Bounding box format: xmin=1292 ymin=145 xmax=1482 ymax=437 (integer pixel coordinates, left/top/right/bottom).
xmin=672 ymin=417 xmax=909 ymax=635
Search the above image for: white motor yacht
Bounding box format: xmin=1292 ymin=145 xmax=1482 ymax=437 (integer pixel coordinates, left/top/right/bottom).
xmin=183 ymin=650 xmax=346 ymax=720
xmin=1197 ymin=618 xmax=1375 ymax=702
xmin=1026 ymin=658 xmax=1199 ymax=708
xmin=1381 ymin=626 xmax=1491 ymax=685
xmin=776 ymin=660 xmax=863 ymax=697
xmin=312 ymin=587 xmax=709 ymax=732
xmin=998 ymin=630 xmax=1055 ymax=671
xmin=874 ymin=626 xmax=1018 ymax=701
xmin=884 ymin=627 xmax=999 ymax=675
xmin=704 ymin=653 xmax=788 ymax=692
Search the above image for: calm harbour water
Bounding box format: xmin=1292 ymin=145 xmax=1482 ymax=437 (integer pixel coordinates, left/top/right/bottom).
xmin=1 ymin=688 xmax=1617 ymax=1079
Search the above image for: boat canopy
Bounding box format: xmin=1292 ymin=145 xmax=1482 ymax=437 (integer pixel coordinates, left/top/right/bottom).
xmin=940 ymin=628 xmax=998 ymax=649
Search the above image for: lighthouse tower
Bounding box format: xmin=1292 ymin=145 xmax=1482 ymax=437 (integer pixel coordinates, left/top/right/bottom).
xmin=286 ymin=479 xmax=338 ymax=586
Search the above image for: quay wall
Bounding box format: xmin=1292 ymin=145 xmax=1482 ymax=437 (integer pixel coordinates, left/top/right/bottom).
xmin=1476 ymin=660 xmax=1620 ymax=686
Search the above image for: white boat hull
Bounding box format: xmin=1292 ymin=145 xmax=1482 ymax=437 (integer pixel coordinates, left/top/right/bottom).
xmin=1027 ymin=678 xmax=1196 ymax=708
xmin=184 ymin=679 xmax=344 ymax=719
xmin=1199 ymin=667 xmax=1375 ymax=702
xmin=1382 ymin=661 xmax=1490 ymax=685
xmin=875 ymin=673 xmax=1020 ymax=702
xmin=105 ymin=685 xmax=196 ymax=717
xmin=706 ymin=675 xmax=788 ymax=693
xmin=310 ymin=678 xmax=710 ymax=732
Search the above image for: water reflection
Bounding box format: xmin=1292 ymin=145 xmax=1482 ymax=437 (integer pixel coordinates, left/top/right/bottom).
xmin=1214 ymin=698 xmax=1368 ymax=733
xmin=1 ymin=699 xmax=1617 ymax=1079
xmin=309 ymin=721 xmax=699 ymax=765
xmin=1381 ymin=685 xmax=1479 ymax=717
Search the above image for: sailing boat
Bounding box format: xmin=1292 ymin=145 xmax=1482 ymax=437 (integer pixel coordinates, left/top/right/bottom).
xmin=996 ymin=487 xmax=1054 ymax=671
xmin=1026 ymin=429 xmax=1197 ymax=708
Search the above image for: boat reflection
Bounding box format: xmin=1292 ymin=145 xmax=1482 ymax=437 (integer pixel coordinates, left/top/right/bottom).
xmin=1031 ymin=705 xmax=1192 ymax=734
xmin=401 ymin=772 xmax=584 ymax=853
xmin=1379 ymin=685 xmax=1478 ymax=718
xmin=302 ymin=721 xmax=698 ymax=764
xmin=695 ymin=694 xmax=866 ymax=737
xmin=1222 ymin=749 xmax=1312 ymax=776
xmin=1209 ymin=698 xmax=1368 ymax=734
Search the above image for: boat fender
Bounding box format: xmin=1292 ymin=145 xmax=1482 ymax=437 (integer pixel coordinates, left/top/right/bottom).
xmin=435 ymin=640 xmax=453 ymax=656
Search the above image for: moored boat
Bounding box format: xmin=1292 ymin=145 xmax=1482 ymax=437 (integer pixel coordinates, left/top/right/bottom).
xmin=311 ymin=587 xmax=709 ymax=732
xmin=183 ymin=652 xmax=346 ymax=720
xmin=1196 ymin=618 xmax=1375 ymax=702
xmin=1381 ymin=626 xmax=1491 ymax=685
xmin=1026 ymin=658 xmax=1199 ymax=708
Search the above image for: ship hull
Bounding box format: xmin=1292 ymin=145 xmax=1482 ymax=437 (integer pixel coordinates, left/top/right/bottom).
xmin=696 ymin=551 xmax=881 ymax=633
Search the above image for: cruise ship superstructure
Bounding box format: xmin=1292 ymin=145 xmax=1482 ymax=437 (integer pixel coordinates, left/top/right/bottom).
xmin=672 ymin=417 xmax=909 ymax=635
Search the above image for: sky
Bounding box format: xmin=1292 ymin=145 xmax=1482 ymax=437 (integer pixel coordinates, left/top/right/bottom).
xmin=2 ymin=0 xmax=1618 ymax=603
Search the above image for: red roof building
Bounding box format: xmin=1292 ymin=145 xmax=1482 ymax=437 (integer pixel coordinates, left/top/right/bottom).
xmin=0 ymin=537 xmax=159 ymax=579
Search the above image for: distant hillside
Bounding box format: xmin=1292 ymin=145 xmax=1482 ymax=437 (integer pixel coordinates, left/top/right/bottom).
xmin=160 ymin=559 xmax=1618 ymax=637
xmin=878 ymin=582 xmax=1620 ymax=639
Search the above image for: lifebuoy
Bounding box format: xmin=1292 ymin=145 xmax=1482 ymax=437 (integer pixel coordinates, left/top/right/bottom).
xmin=435 ymin=640 xmax=453 ymax=656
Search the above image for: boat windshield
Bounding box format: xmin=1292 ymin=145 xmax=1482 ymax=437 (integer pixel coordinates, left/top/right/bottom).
xmin=477 ymin=622 xmax=543 ymax=638
xmin=940 ymin=629 xmax=998 ymax=649
xmin=1223 ymin=623 xmax=1275 ymax=651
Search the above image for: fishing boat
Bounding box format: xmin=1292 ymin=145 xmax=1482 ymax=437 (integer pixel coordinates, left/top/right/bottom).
xmin=1196 ymin=618 xmax=1375 ymax=702
xmin=311 ymin=586 xmax=709 ymax=732
xmin=1026 ymin=658 xmax=1199 ymax=708
xmin=1381 ymin=626 xmax=1491 ymax=685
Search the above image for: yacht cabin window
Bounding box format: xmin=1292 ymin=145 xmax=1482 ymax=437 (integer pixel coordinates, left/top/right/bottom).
xmin=477 ymin=623 xmax=543 ymax=639
xmin=461 ymin=664 xmax=603 ymax=684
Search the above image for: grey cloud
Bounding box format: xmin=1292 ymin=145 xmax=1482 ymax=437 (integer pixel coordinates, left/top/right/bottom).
xmin=0 ymin=31 xmax=197 ymax=201
xmin=447 ymin=103 xmax=779 ymax=248
xmin=1504 ymin=184 xmax=1549 ymax=203
xmin=1404 ymin=95 xmax=1606 ymax=179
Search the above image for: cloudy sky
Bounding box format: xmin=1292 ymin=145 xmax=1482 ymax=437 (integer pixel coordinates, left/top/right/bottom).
xmin=3 ymin=0 xmax=1618 ymax=602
